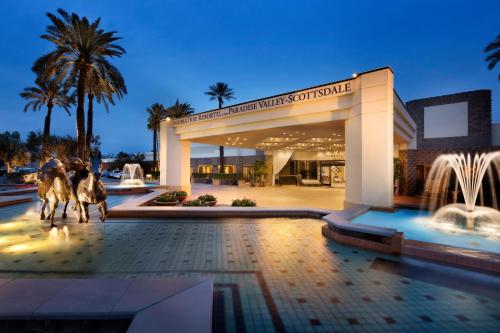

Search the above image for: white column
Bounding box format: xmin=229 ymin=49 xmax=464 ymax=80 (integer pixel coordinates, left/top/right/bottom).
xmin=345 ymin=68 xmax=394 ymax=208
xmin=159 ymin=120 xmax=191 ymax=194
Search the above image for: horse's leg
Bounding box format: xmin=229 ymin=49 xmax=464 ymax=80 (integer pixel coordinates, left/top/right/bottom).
xmin=49 ymin=200 xmax=58 ymax=228
xmin=79 ymin=202 xmax=86 ymax=223
xmin=62 ymin=201 xmax=69 ymax=219
xmin=40 ymin=199 xmax=47 ymax=220
xmin=83 ymin=203 xmax=90 ymax=223
xmin=98 ymin=201 xmax=107 ymax=222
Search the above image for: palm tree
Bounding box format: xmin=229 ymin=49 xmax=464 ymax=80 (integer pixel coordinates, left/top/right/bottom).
xmin=85 ymin=68 xmax=127 ymax=160
xmin=485 ymin=34 xmax=500 ymax=80
xmin=33 ymin=8 xmax=126 ymax=159
xmin=20 ymin=77 xmax=71 ymax=160
xmin=146 ymin=103 xmax=166 ymax=174
xmin=205 ymin=82 xmax=235 ymax=173
xmin=166 ymin=99 xmax=195 ymax=118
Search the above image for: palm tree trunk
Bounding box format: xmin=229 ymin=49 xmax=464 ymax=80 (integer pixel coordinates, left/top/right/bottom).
xmin=76 ymin=66 xmax=87 ymax=160
xmin=42 ymin=103 xmax=53 ymax=160
xmin=86 ymin=93 xmax=94 ymax=161
xmin=153 ymin=126 xmax=157 ymax=173
xmin=217 ymin=99 xmax=225 ymax=173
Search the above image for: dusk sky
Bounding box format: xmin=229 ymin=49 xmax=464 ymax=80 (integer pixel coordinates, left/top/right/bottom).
xmin=0 ymin=0 xmax=498 ymax=154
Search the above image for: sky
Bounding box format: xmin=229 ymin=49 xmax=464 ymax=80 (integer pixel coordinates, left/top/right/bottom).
xmin=0 ymin=0 xmax=499 ymax=154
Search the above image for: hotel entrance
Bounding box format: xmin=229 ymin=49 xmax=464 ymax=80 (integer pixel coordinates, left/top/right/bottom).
xmin=320 ymin=161 xmax=345 ymax=187
xmin=160 ymin=67 xmax=416 ymax=208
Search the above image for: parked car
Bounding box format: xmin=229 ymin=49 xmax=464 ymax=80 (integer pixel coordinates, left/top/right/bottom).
xmin=109 ymin=170 xmax=123 ymax=179
xmin=7 ymin=166 xmax=39 ymax=184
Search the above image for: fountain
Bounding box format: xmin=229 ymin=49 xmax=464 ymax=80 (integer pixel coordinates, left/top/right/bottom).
xmin=424 ymin=152 xmax=500 ymax=232
xmin=106 ymin=163 xmax=156 ymax=194
xmin=120 ymin=163 xmax=145 ymax=187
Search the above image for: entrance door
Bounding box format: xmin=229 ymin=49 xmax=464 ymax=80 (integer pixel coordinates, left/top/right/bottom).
xmin=321 ymin=166 xmax=331 ymax=185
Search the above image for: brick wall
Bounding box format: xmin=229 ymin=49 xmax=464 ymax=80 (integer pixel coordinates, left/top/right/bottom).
xmin=406 ymin=90 xmax=492 ymax=150
xmin=401 ymin=146 xmax=499 ymax=195
xmin=401 ymin=89 xmax=496 ymax=196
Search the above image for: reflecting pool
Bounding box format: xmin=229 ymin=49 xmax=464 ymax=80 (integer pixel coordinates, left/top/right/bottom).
xmin=353 ymin=209 xmax=500 ymax=253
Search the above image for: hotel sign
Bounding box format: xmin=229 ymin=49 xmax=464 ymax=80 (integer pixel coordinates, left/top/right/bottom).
xmin=174 ymin=79 xmax=354 ymax=125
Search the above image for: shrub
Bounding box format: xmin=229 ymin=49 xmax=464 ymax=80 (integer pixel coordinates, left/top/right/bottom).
xmin=231 ymin=198 xmax=256 ymax=207
xmin=212 ymin=173 xmax=238 ymax=180
xmin=183 ymin=199 xmax=208 ymax=207
xmin=198 ymin=194 xmax=217 ymax=202
xmin=192 ymin=173 xmax=212 ymax=179
xmin=175 ymin=190 xmax=187 ymax=197
xmin=157 ymin=193 xmax=178 ymax=203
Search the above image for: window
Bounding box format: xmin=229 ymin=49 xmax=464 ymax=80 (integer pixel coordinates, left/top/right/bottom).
xmin=242 ymin=165 xmax=254 ymax=181
xmin=198 ymin=165 xmax=213 ymax=174
xmin=217 ymin=165 xmax=235 ymax=173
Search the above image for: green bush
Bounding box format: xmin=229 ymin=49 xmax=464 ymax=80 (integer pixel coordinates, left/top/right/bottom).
xmin=192 ymin=173 xmax=212 ymax=179
xmin=212 ymin=173 xmax=238 ymax=180
xmin=157 ymin=193 xmax=178 ymax=203
xmin=175 ymin=190 xmax=187 ymax=197
xmin=231 ymin=198 xmax=257 ymax=207
xmin=183 ymin=199 xmax=208 ymax=206
xmin=198 ymin=194 xmax=217 ymax=202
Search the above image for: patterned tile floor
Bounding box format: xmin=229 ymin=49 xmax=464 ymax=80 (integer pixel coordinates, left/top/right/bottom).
xmin=0 ymin=194 xmax=499 ymax=332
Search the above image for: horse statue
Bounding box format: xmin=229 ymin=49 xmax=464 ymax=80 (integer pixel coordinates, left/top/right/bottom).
xmin=77 ymin=170 xmax=107 ymax=223
xmin=66 ymin=157 xmax=108 ymax=223
xmin=37 ymin=159 xmax=74 ymax=227
xmin=38 ymin=157 xmax=108 ymax=226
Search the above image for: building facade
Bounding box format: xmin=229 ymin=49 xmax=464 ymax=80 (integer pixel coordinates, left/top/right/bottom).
xmin=401 ymin=89 xmax=498 ymax=195
xmin=160 ymin=67 xmax=416 ymax=208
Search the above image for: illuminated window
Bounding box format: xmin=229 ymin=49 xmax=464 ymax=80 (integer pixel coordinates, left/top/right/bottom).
xmin=198 ymin=165 xmax=213 ymax=173
xmin=217 ymin=165 xmax=235 ymax=173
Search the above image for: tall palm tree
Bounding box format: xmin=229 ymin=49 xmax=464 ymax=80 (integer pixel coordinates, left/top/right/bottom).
xmin=20 ymin=77 xmax=71 ymax=160
xmin=166 ymin=99 xmax=195 ymax=118
xmin=485 ymin=34 xmax=500 ymax=80
xmin=33 ymin=8 xmax=126 ymax=159
xmin=205 ymin=82 xmax=235 ymax=173
xmin=146 ymin=103 xmax=166 ymax=174
xmin=85 ymin=67 xmax=127 ymax=160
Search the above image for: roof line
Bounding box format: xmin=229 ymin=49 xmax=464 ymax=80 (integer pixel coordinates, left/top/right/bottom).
xmin=168 ymin=66 xmax=393 ymax=121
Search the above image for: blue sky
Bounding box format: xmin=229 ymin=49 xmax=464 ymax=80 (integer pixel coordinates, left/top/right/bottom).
xmin=0 ymin=0 xmax=498 ymax=154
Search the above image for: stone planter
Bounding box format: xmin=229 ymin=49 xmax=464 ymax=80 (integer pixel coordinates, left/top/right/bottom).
xmin=176 ymin=195 xmax=187 ymax=202
xmin=154 ymin=200 xmax=178 ymax=206
xmin=206 ymin=201 xmax=217 ymax=207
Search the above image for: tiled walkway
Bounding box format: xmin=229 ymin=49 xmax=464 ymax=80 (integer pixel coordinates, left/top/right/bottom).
xmin=0 ymin=195 xmax=499 ymax=332
xmin=190 ymin=184 xmax=346 ymax=210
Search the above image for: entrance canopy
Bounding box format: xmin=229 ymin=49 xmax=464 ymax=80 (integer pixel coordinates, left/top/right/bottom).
xmin=159 ymin=67 xmax=416 ymax=208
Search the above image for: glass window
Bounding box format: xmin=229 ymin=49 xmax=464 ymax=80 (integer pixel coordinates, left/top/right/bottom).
xmin=198 ymin=165 xmax=213 ymax=174
xmin=217 ymin=165 xmax=235 ymax=173
xmin=242 ymin=165 xmax=254 ymax=181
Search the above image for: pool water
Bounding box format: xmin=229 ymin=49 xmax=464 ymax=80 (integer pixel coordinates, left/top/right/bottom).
xmin=353 ymin=209 xmax=500 ymax=254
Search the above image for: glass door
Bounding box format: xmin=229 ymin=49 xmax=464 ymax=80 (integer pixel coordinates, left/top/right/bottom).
xmin=321 ymin=166 xmax=331 ymax=185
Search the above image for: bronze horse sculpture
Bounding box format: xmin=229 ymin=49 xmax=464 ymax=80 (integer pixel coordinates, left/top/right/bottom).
xmin=37 ymin=159 xmax=74 ymax=227
xmin=38 ymin=158 xmax=108 ymax=226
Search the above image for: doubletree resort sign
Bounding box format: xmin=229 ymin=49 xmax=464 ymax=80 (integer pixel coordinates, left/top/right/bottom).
xmin=174 ymin=79 xmax=355 ymax=125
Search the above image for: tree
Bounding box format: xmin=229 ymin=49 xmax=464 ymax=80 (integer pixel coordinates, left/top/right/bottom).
xmin=205 ymin=82 xmax=235 ymax=173
xmin=85 ymin=63 xmax=127 ymax=160
xmin=166 ymin=99 xmax=194 ymax=118
xmin=20 ymin=77 xmax=71 ymax=160
xmin=0 ymin=131 xmax=27 ymax=172
xmin=25 ymin=131 xmax=43 ymax=163
xmin=146 ymin=103 xmax=166 ymax=174
xmin=485 ymin=34 xmax=500 ymax=80
xmin=33 ymin=8 xmax=126 ymax=159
